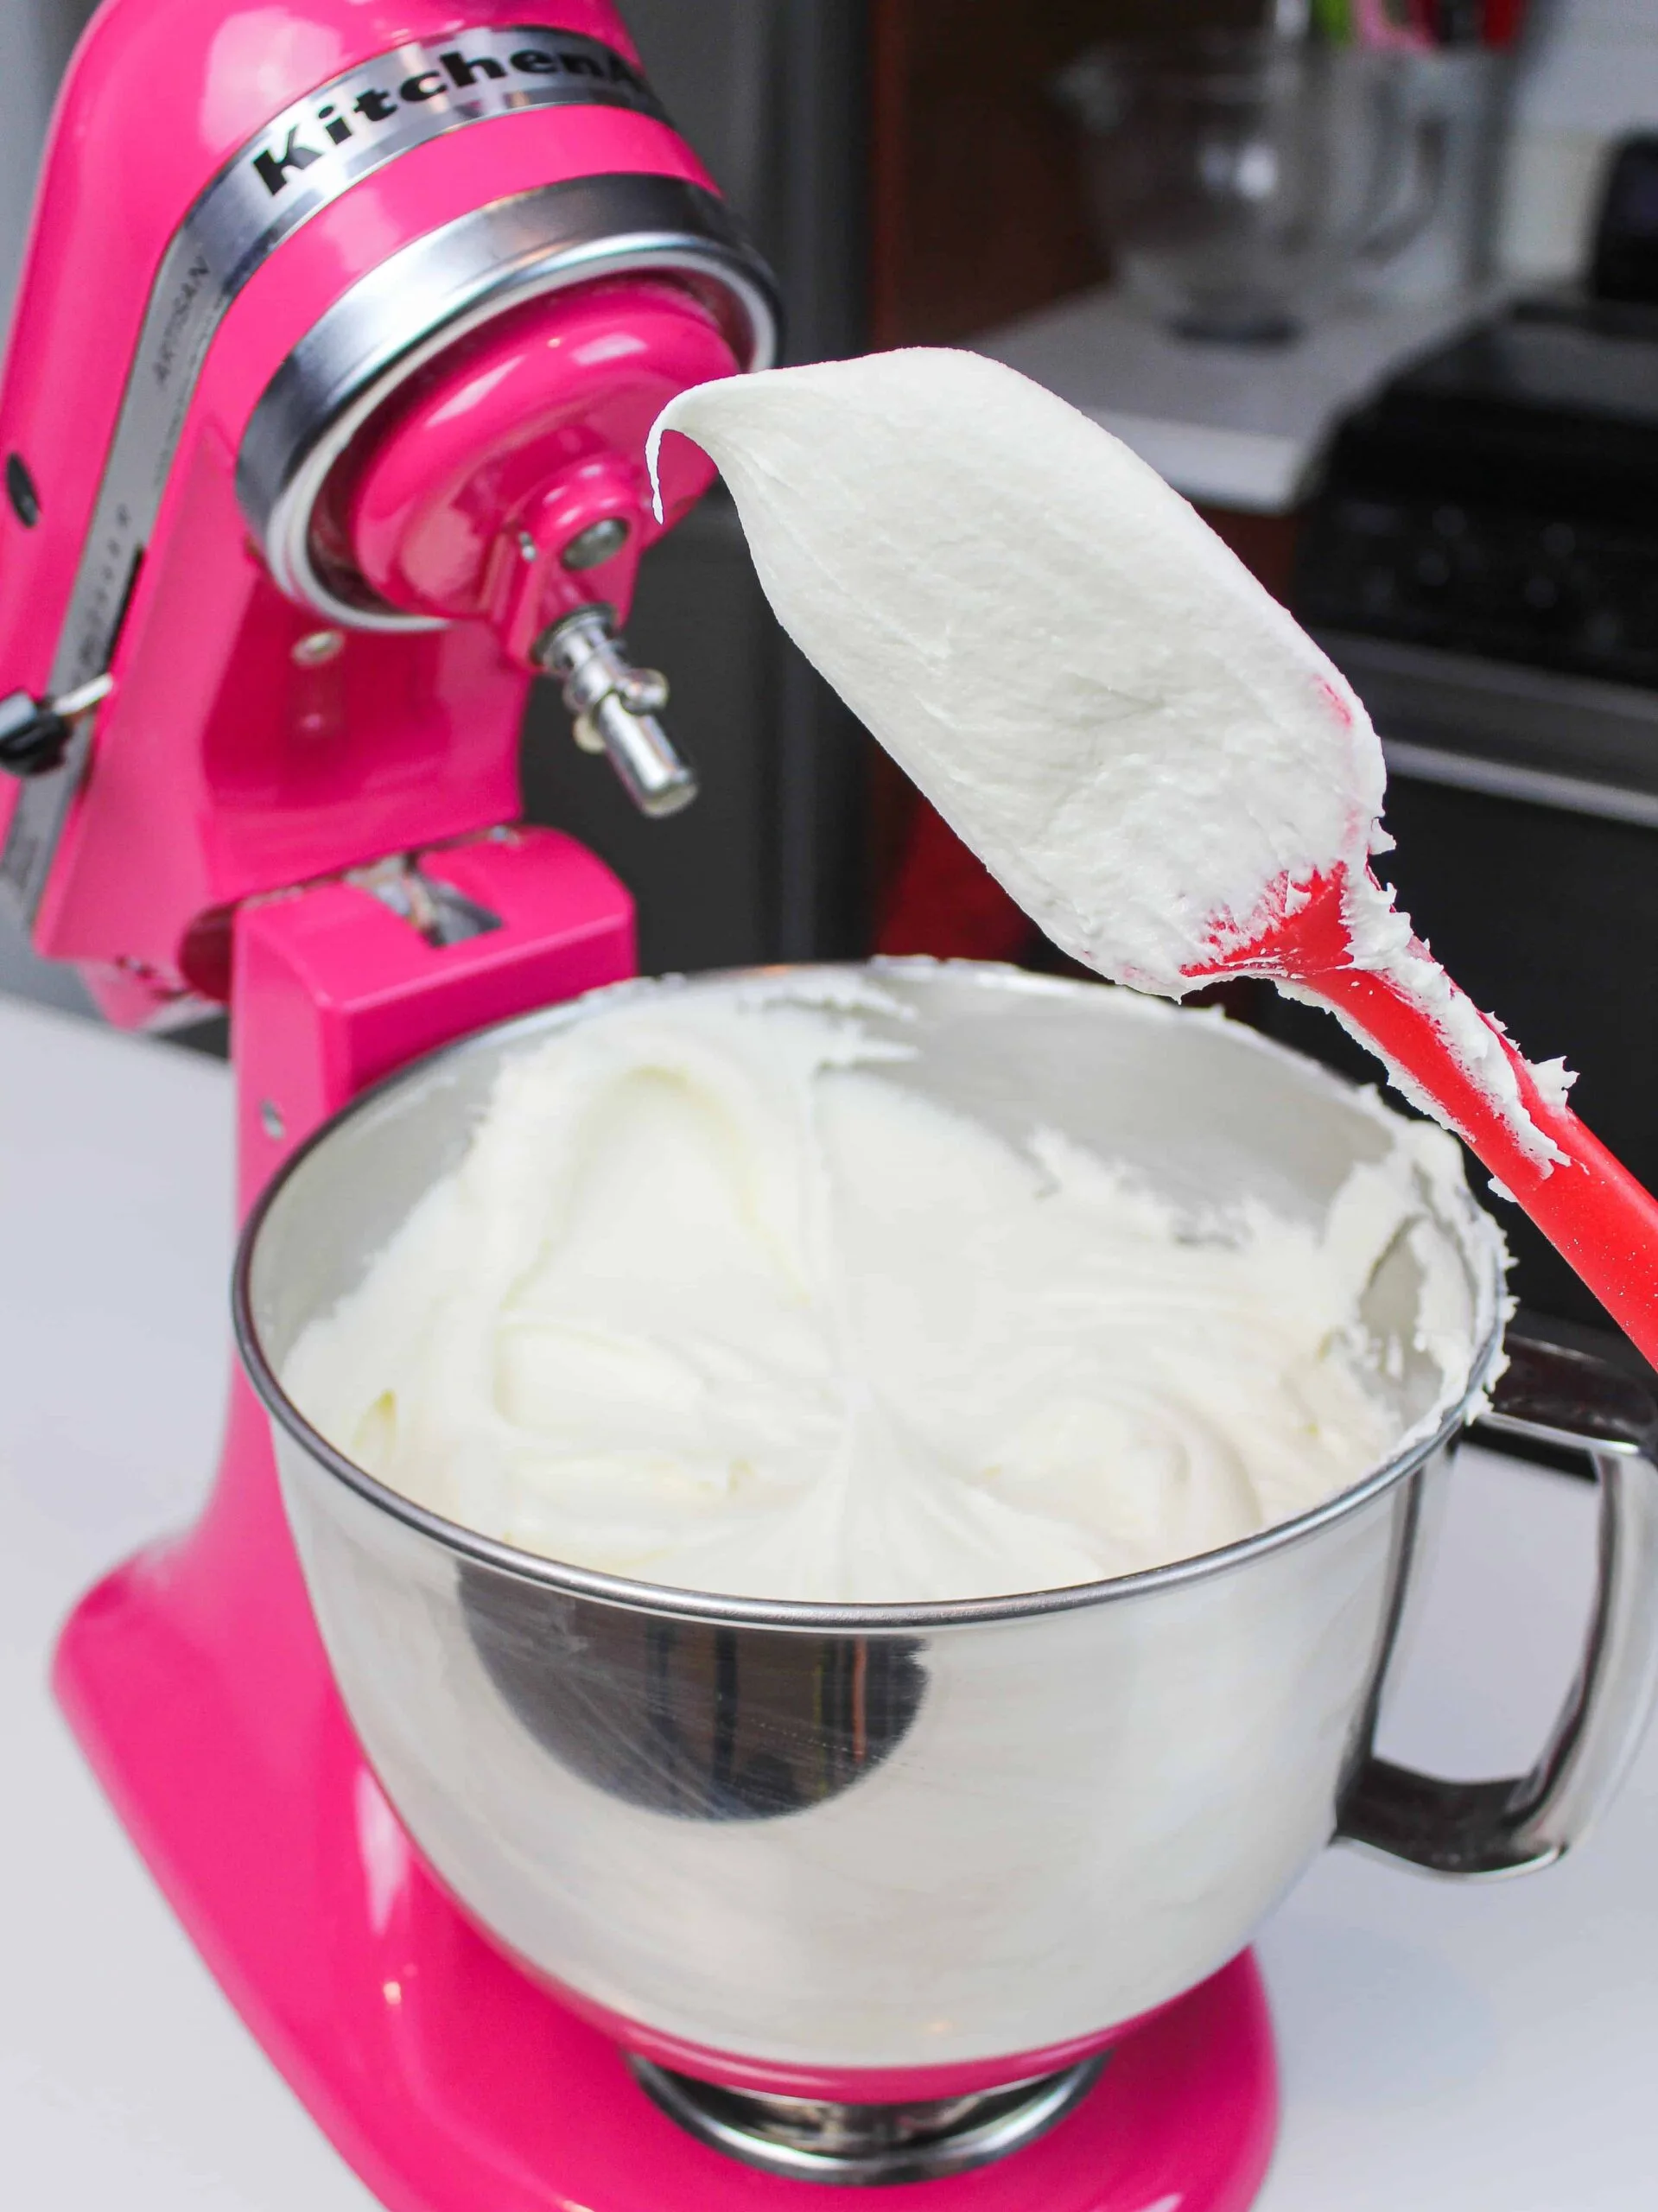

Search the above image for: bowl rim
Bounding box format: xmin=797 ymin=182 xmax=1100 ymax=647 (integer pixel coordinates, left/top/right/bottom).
xmin=232 ymin=957 xmax=1506 ymax=1633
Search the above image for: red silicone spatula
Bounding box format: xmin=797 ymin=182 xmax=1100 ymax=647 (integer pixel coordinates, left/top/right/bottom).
xmin=1192 ymin=863 xmax=1658 ymax=1364
xmin=650 ymin=347 xmax=1658 ymax=1367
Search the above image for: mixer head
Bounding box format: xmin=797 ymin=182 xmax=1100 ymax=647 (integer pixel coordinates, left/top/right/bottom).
xmin=243 ymin=250 xmax=748 ymax=818
xmin=0 ymin=2 xmax=778 ymax=1021
xmin=239 ymin=244 xmax=764 ymax=810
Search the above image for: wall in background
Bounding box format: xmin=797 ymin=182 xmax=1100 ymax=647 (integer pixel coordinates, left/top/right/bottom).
xmin=0 ymin=0 xmax=96 ymax=1014
xmin=868 ymin=0 xmax=1109 ymax=349
xmin=0 ymin=0 xmax=84 ymax=318
xmin=1502 ymin=0 xmax=1658 ymax=277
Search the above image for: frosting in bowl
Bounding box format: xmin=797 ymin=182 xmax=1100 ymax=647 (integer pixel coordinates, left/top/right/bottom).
xmin=283 ymin=978 xmax=1486 ymax=1603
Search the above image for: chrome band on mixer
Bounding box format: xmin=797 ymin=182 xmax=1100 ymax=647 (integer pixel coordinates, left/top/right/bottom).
xmin=238 ymin=177 xmax=779 ymax=632
xmin=0 ymin=27 xmax=677 ymax=924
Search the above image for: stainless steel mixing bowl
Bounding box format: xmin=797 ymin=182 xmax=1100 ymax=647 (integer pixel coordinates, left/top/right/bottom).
xmin=235 ymin=963 xmax=1658 ymax=2093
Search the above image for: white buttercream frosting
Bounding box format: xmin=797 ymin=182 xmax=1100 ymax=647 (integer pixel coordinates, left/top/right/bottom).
xmin=284 ymin=979 xmax=1486 ymax=1604
xmin=649 ymin=347 xmax=1566 ymax=1167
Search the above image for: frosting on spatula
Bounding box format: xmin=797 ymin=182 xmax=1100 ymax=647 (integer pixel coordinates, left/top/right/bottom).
xmin=649 ymin=348 xmax=1570 ymax=1165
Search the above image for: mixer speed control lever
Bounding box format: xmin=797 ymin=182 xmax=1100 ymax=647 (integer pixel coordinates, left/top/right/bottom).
xmin=536 ymin=609 xmax=696 ymax=820
xmin=0 ymin=672 xmax=113 ymax=778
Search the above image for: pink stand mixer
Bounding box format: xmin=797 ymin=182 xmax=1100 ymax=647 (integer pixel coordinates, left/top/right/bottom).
xmin=8 ymin=5 xmax=1655 ymax=2207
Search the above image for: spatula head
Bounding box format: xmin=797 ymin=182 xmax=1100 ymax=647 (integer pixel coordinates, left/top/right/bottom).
xmin=651 ymin=347 xmax=1387 ymax=997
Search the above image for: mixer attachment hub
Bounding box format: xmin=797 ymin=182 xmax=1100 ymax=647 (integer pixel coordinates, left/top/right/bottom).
xmin=561 ymin=516 xmax=632 ymax=571
xmin=629 ymin=2054 xmax=1107 ymax=2186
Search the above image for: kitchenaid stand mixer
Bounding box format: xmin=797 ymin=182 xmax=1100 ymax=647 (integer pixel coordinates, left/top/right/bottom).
xmin=6 ymin=6 xmax=1656 ymax=2209
xmin=0 ymin=3 xmax=1261 ymax=2200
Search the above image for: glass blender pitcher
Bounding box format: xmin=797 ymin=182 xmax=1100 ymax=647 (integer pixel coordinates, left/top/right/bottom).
xmin=1056 ymin=27 xmax=1444 ymax=342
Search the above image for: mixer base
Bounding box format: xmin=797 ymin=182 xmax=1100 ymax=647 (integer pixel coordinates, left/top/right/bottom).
xmin=629 ymin=2050 xmax=1110 ymax=2183
xmin=54 ymin=1389 xmax=1277 ymax=2212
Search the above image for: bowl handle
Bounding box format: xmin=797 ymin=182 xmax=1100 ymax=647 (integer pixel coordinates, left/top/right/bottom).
xmin=1337 ymin=1331 xmax=1658 ymax=1877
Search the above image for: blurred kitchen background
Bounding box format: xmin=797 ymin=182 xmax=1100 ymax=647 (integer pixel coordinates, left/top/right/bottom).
xmin=5 ymin=0 xmax=1658 ymax=1344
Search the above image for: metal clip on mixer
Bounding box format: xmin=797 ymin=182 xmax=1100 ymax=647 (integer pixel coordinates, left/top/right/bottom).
xmin=537 ymin=606 xmax=695 ymax=818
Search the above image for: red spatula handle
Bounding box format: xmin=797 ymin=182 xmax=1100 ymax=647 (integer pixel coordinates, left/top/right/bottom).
xmin=1309 ymin=957 xmax=1658 ymax=1368
xmin=1188 ymin=868 xmax=1658 ymax=1365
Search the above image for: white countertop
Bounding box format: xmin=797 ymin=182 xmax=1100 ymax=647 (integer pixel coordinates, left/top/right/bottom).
xmin=971 ymin=283 xmax=1506 ymax=514
xmin=3 ymin=993 xmax=1655 ymax=2209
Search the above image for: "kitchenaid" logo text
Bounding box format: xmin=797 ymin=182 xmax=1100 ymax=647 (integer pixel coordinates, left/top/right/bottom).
xmin=249 ymin=39 xmax=658 ymax=197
